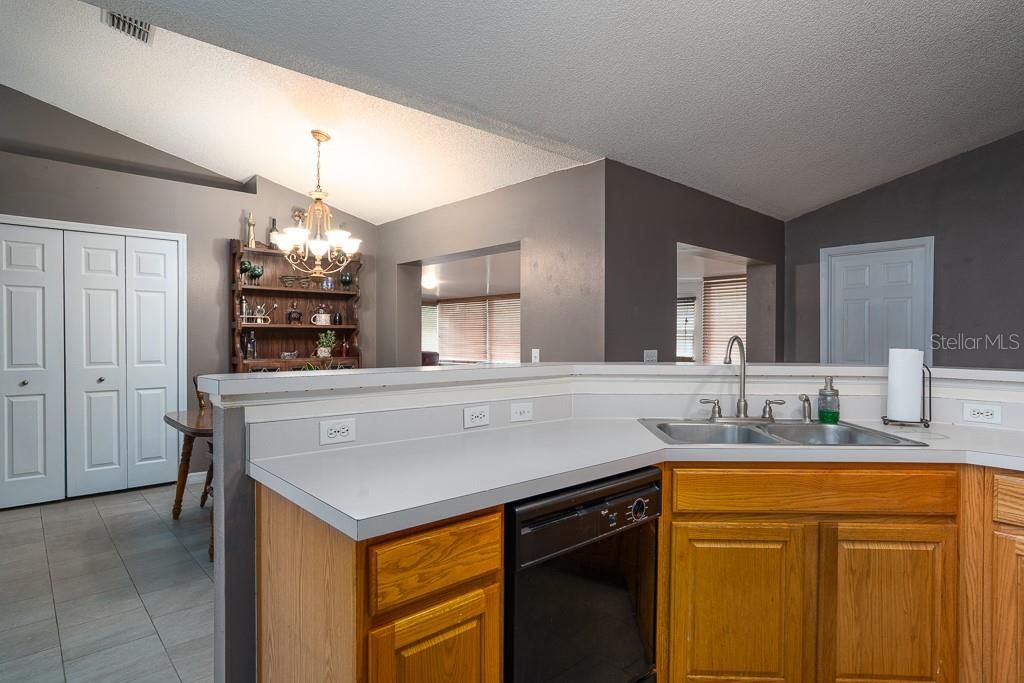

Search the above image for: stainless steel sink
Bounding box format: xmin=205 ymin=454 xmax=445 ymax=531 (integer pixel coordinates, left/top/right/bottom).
xmin=760 ymin=422 xmax=919 ymax=446
xmin=640 ymin=418 xmax=925 ymax=447
xmin=651 ymin=422 xmax=779 ymax=445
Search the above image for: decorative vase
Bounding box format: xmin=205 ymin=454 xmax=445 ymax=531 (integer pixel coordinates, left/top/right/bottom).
xmin=316 ymin=346 xmax=332 ymax=358
xmin=339 ymin=271 xmax=354 ymax=287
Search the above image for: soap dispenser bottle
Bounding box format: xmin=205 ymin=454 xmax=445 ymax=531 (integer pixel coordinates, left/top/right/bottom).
xmin=818 ymin=376 xmax=840 ymax=424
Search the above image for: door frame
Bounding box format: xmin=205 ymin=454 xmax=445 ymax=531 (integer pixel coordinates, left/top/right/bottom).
xmin=0 ymin=213 xmax=188 ymax=420
xmin=819 ymin=236 xmax=934 ymax=365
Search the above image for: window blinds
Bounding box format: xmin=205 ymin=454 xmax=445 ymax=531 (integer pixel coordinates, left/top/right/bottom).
xmin=675 ymin=297 xmax=696 ymax=360
xmin=421 ymin=304 xmax=439 ymax=353
xmin=437 ymin=295 xmax=520 ymax=363
xmin=702 ymin=276 xmax=747 ymax=363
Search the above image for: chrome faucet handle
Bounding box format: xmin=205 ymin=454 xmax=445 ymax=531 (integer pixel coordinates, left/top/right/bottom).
xmin=761 ymin=399 xmax=786 ymax=421
xmin=798 ymin=394 xmax=813 ymax=423
xmin=699 ymin=398 xmax=723 ymax=420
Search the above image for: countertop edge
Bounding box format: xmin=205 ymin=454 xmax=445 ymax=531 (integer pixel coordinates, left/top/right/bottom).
xmin=250 ymin=440 xmax=1024 ymax=542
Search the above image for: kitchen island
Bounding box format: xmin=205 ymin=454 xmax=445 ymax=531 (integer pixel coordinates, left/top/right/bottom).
xmin=200 ymin=362 xmax=1024 ymax=682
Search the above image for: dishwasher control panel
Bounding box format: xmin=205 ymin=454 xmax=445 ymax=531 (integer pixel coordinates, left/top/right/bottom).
xmin=601 ymin=486 xmax=659 ymax=530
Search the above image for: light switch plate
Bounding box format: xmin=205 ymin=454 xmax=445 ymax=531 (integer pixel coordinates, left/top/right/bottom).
xmin=531 ymin=348 xmax=540 ymax=363
xmin=643 ymin=349 xmax=658 ymax=363
xmin=510 ymin=402 xmax=534 ymax=422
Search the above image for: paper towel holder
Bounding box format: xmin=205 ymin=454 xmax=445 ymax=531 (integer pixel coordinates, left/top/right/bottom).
xmin=882 ymin=364 xmax=932 ymax=428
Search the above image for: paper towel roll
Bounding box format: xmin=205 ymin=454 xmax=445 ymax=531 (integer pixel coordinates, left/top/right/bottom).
xmin=887 ymin=348 xmax=924 ymax=421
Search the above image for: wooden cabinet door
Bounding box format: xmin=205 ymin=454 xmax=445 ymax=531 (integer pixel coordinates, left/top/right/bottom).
xmin=819 ymin=523 xmax=957 ymax=683
xmin=992 ymin=530 xmax=1024 ymax=682
xmin=369 ymin=584 xmax=501 ymax=683
xmin=669 ymin=521 xmax=814 ymax=683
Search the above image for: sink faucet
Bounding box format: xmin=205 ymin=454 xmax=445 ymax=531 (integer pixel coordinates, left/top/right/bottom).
xmin=723 ymin=335 xmax=748 ymax=418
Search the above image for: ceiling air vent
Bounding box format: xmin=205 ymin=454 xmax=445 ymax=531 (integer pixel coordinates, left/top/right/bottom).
xmin=103 ymin=10 xmax=154 ymax=44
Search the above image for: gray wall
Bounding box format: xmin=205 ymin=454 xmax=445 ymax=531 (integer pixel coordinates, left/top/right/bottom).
xmin=0 ymin=88 xmax=378 ymax=383
xmin=376 ymin=161 xmax=606 ymax=366
xmin=603 ymin=160 xmax=785 ymax=363
xmin=0 ymin=85 xmax=243 ymax=191
xmin=785 ymin=130 xmax=1024 ymax=368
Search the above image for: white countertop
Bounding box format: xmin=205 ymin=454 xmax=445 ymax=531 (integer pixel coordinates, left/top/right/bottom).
xmin=249 ymin=417 xmax=1024 ymax=541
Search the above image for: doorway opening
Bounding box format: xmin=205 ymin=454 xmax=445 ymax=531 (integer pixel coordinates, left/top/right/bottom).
xmin=420 ymin=246 xmax=521 ymax=365
xmin=676 ymin=244 xmax=763 ymax=363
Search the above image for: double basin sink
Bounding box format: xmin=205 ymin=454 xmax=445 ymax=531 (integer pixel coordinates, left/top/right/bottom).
xmin=639 ymin=418 xmax=926 ymax=447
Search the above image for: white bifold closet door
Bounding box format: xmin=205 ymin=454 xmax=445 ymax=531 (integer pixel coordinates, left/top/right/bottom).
xmin=0 ymin=225 xmax=66 ymax=507
xmin=65 ymin=232 xmax=179 ymax=497
xmin=65 ymin=232 xmax=128 ymax=497
xmin=125 ymin=237 xmax=179 ymax=488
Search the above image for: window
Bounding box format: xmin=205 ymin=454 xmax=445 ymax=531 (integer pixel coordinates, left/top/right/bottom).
xmin=702 ymin=275 xmax=746 ymax=362
xmin=431 ymin=295 xmax=521 ymax=363
xmin=421 ymin=304 xmax=439 ymax=353
xmin=675 ymin=297 xmax=696 ymax=361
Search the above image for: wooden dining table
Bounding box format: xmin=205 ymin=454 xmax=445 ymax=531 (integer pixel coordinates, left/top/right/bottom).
xmin=163 ymin=407 xmax=213 ymax=520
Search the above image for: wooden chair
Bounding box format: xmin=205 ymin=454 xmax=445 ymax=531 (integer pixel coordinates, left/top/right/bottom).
xmin=164 ymin=376 xmax=215 ymax=560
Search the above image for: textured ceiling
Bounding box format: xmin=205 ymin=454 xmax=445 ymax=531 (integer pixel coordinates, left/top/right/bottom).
xmin=0 ymin=0 xmax=584 ymax=224
xmin=92 ymin=0 xmax=1024 ymax=220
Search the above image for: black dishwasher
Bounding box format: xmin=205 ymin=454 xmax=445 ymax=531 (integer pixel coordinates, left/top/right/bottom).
xmin=506 ymin=467 xmax=660 ymax=683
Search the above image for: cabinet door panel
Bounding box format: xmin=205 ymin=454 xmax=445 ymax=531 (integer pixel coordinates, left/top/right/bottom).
xmin=669 ymin=521 xmax=812 ymax=683
xmin=125 ymin=237 xmax=178 ymax=487
xmin=819 ymin=523 xmax=956 ymax=683
xmin=369 ymin=584 xmax=501 ymax=683
xmin=1 ymin=224 xmax=65 ymax=508
xmin=65 ymin=231 xmax=127 ymax=496
xmin=992 ymin=531 xmax=1024 ymax=683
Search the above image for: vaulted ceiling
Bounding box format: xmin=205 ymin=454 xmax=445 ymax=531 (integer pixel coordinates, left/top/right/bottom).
xmin=0 ymin=0 xmax=586 ymax=224
xmin=92 ymin=0 xmax=1024 ymax=220
xmin=4 ymin=0 xmax=1023 ymax=223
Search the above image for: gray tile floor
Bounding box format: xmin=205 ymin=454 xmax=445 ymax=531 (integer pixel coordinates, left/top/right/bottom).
xmin=0 ymin=481 xmax=214 ymax=683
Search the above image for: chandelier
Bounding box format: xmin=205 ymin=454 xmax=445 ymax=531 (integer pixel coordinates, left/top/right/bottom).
xmin=271 ymin=129 xmax=361 ymax=278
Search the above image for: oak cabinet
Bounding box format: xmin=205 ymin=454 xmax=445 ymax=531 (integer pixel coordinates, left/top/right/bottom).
xmin=818 ymin=523 xmax=957 ymax=683
xmin=256 ymin=485 xmax=503 ymax=683
xmin=368 ymin=584 xmax=501 ymax=683
xmin=662 ymin=465 xmax=961 ymax=683
xmin=668 ymin=521 xmax=814 ymax=683
xmin=991 ymin=530 xmax=1024 ymax=683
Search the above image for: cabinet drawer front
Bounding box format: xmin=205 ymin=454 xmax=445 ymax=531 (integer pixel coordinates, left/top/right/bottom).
xmin=994 ymin=473 xmax=1024 ymax=526
xmin=369 ymin=511 xmax=502 ymax=614
xmin=672 ymin=467 xmax=958 ymax=515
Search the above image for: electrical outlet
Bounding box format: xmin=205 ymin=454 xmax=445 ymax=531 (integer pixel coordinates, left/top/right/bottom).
xmin=531 ymin=348 xmax=541 ymax=363
xmin=963 ymin=403 xmax=1002 ymax=425
xmin=643 ymin=349 xmax=658 ymax=363
xmin=319 ymin=418 xmax=356 ymax=445
xmin=463 ymin=405 xmax=490 ymax=429
xmin=510 ymin=401 xmax=534 ymax=422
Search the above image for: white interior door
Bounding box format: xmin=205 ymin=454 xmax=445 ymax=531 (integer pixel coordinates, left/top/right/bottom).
xmin=126 ymin=237 xmax=179 ymax=487
xmin=65 ymin=231 xmax=128 ymax=497
xmin=0 ymin=225 xmax=65 ymax=508
xmin=820 ymin=237 xmax=934 ymax=365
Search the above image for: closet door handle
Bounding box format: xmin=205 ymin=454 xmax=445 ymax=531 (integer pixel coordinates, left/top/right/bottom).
xmin=19 ymin=380 xmax=29 ymax=387
xmin=97 ymin=377 xmax=106 ymax=383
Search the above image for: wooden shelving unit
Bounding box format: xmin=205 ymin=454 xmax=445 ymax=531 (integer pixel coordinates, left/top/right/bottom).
xmin=230 ymin=240 xmax=362 ymax=373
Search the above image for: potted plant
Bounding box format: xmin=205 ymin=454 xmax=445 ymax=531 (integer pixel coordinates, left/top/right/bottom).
xmin=315 ymin=330 xmax=336 ymax=358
